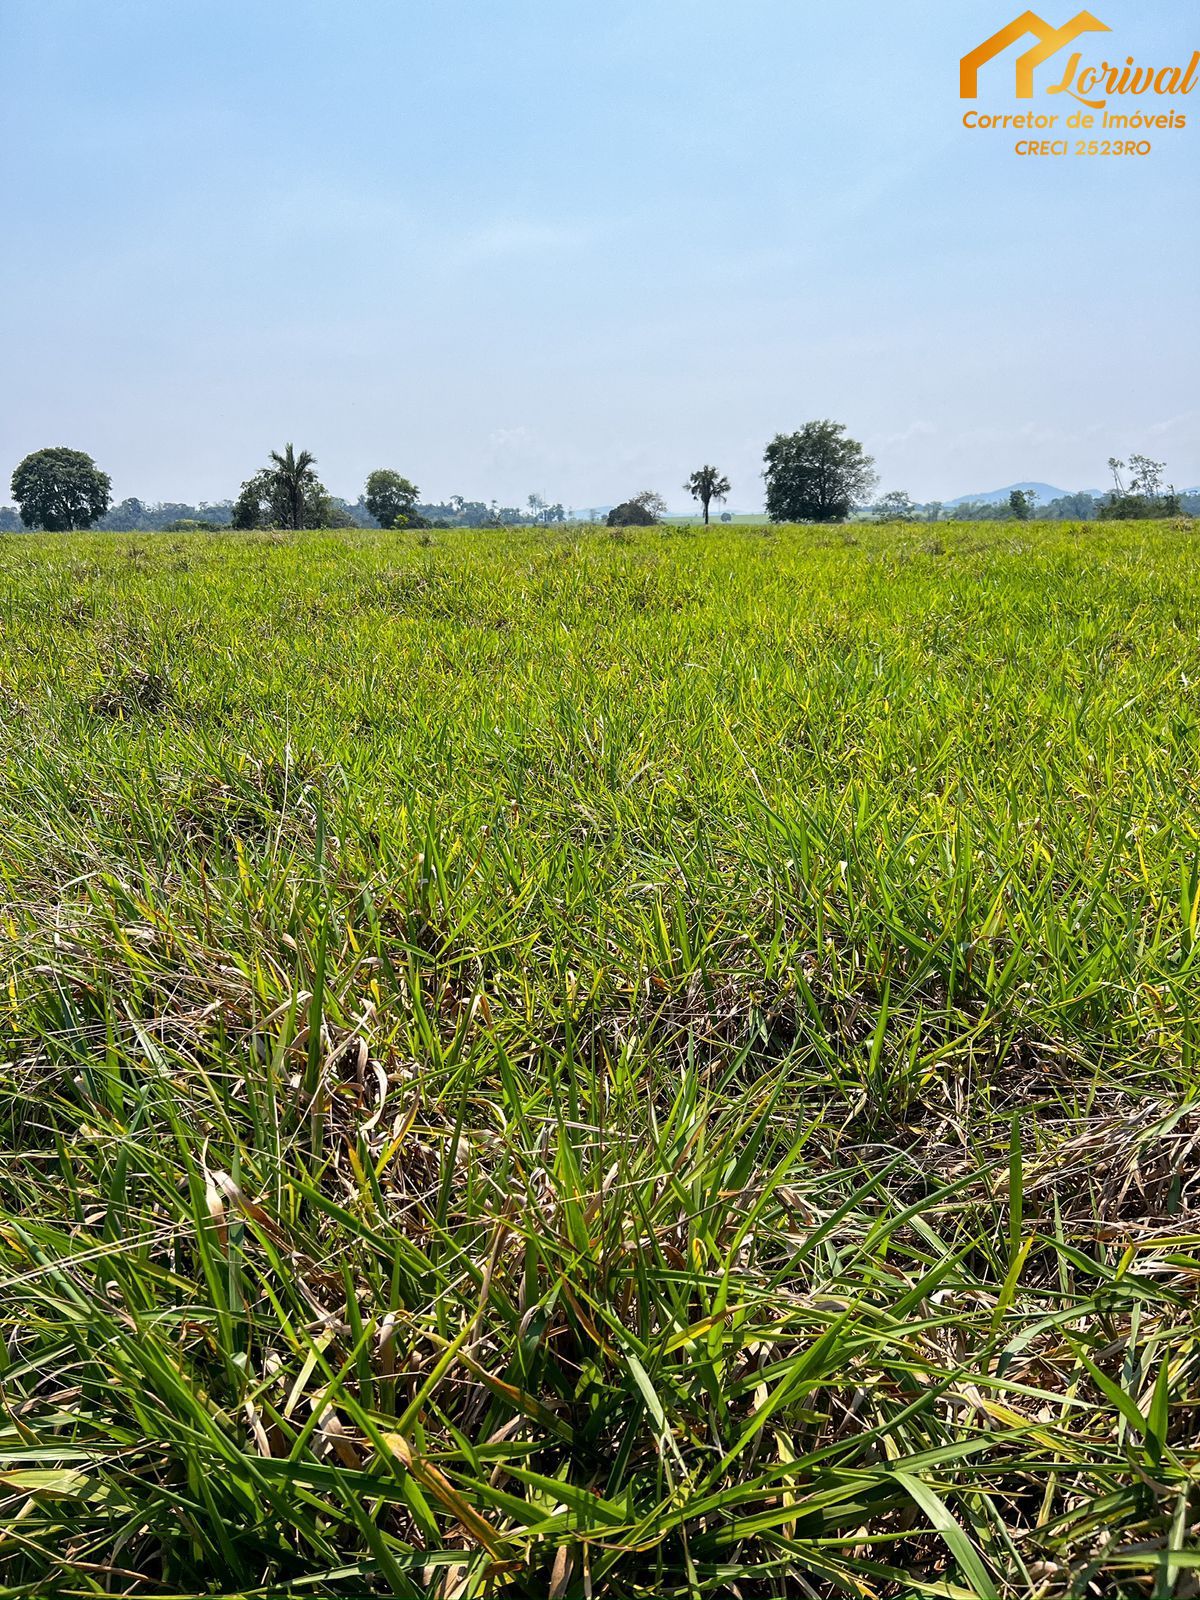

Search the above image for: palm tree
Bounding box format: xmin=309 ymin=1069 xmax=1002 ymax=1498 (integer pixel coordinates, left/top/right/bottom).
xmin=268 ymin=443 xmax=319 ymax=530
xmin=684 ymin=465 xmax=731 ymax=525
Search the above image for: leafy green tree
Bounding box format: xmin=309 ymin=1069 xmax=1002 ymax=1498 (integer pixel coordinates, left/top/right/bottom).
xmin=231 ymin=471 xmax=277 ymax=530
xmin=607 ymin=490 xmax=667 ymax=527
xmin=1098 ymin=492 xmax=1178 ymax=521
xmin=233 ymin=447 xmax=331 ymax=530
xmin=684 ymin=465 xmax=731 ymax=525
xmin=11 ymin=447 xmax=112 ymax=531
xmin=1098 ymin=452 xmax=1178 ymax=520
xmin=1099 ymin=490 xmax=1180 ymax=521
xmin=874 ymin=490 xmax=916 ymax=522
xmin=365 ymin=469 xmax=421 ymax=529
xmin=607 ymin=501 xmax=655 ymax=527
xmin=763 ymin=422 xmax=876 ymax=523
xmin=1128 ymin=454 xmax=1165 ymax=497
xmin=103 ymin=497 xmax=149 ymax=529
xmin=1041 ymin=492 xmax=1096 ymax=521
xmin=1008 ymin=488 xmax=1036 ymax=520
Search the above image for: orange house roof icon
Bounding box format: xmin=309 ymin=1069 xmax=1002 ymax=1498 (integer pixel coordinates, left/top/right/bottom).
xmin=961 ymin=10 xmax=1111 ymax=97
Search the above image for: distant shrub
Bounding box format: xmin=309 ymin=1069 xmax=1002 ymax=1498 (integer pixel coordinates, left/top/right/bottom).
xmin=1098 ymin=492 xmax=1181 ymax=521
xmin=607 ymin=502 xmax=656 ymax=527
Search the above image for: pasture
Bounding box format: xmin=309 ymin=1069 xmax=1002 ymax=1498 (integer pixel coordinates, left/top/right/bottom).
xmin=1 ymin=519 xmax=1198 ymax=1596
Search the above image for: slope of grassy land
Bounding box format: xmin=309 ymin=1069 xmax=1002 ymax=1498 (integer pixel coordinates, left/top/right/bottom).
xmin=1 ymin=519 xmax=1199 ymax=1598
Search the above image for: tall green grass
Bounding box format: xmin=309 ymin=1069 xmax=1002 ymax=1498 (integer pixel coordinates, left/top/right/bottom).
xmin=1 ymin=519 xmax=1198 ymax=1596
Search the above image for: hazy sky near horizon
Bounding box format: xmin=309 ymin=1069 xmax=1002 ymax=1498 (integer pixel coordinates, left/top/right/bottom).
xmin=2 ymin=0 xmax=1197 ymax=510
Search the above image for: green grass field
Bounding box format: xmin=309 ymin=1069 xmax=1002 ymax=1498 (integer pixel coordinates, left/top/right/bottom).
xmin=2 ymin=519 xmax=1199 ymax=1597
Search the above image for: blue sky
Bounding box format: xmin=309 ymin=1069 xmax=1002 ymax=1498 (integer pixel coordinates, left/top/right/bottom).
xmin=2 ymin=0 xmax=1197 ymax=509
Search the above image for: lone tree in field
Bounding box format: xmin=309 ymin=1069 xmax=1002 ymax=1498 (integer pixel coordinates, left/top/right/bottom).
xmin=763 ymin=421 xmax=877 ymax=523
xmin=365 ymin=469 xmax=421 ymax=529
xmin=685 ymin=465 xmax=731 ymax=525
xmin=232 ymin=445 xmax=331 ymax=530
xmin=268 ymin=444 xmax=320 ymax=530
xmin=11 ymin=447 xmax=112 ymax=530
xmin=874 ymin=489 xmax=917 ymax=522
xmin=607 ymin=490 xmax=667 ymax=527
xmin=1008 ymin=488 xmax=1036 ymax=521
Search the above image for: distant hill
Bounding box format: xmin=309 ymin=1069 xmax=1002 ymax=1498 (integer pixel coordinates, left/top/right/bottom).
xmin=946 ymin=481 xmax=1070 ymax=507
xmin=949 ymin=482 xmax=1200 ymax=506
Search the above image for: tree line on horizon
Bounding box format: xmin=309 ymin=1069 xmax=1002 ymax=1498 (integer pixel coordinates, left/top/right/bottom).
xmin=3 ymin=428 xmax=1193 ymax=533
